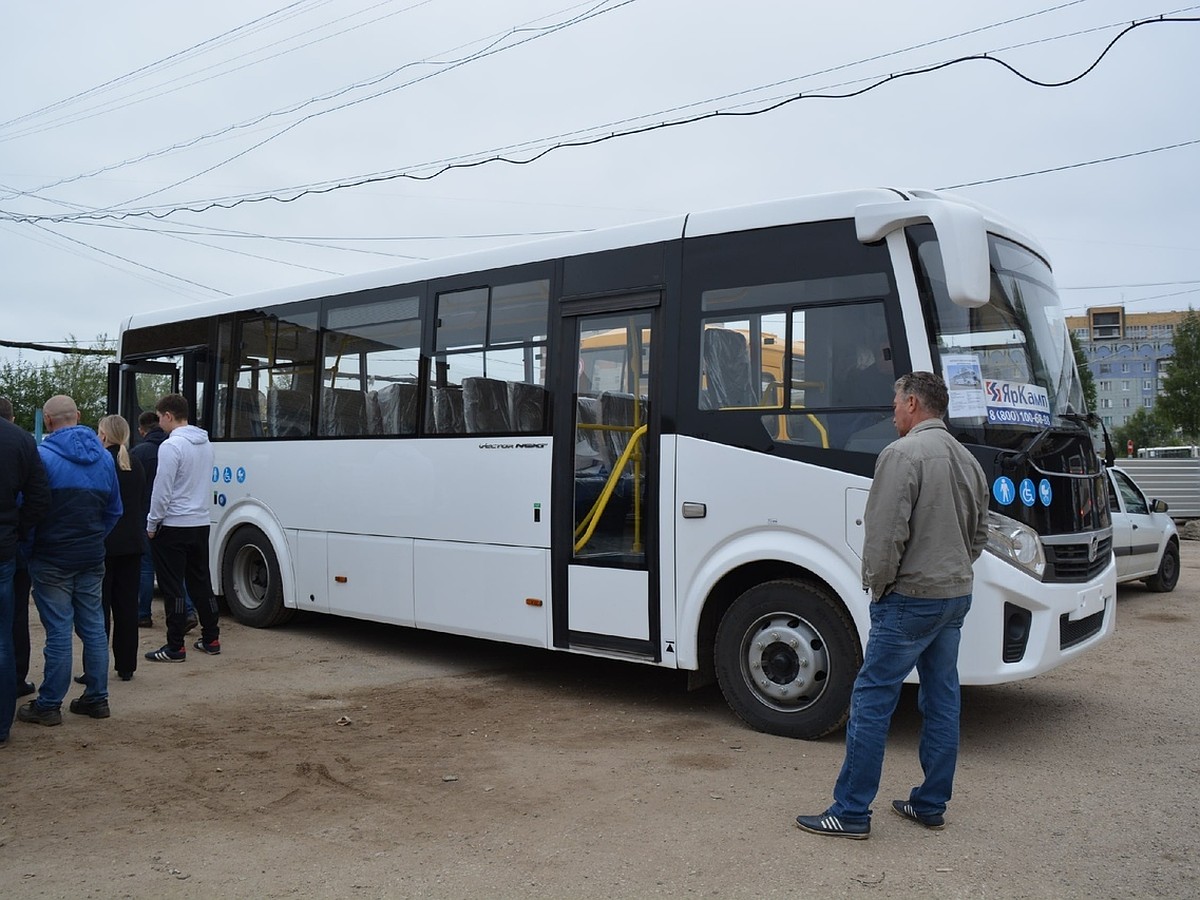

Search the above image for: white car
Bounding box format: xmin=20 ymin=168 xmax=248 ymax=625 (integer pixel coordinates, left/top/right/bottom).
xmin=1105 ymin=466 xmax=1180 ymax=592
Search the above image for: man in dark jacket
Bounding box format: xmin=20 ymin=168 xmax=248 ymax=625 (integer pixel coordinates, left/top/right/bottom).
xmin=18 ymin=395 xmax=121 ymax=726
xmin=0 ymin=397 xmax=51 ymax=745
xmin=131 ymin=411 xmax=167 ymax=627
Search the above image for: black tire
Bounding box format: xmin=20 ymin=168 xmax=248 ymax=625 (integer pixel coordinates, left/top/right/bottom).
xmin=221 ymin=526 xmax=294 ymax=627
xmin=1145 ymin=540 xmax=1180 ymax=593
xmin=714 ymin=579 xmax=861 ymax=739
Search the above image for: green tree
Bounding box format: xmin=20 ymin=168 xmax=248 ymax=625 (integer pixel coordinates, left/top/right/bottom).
xmin=0 ymin=335 xmax=113 ymax=431
xmin=1070 ymin=332 xmax=1097 ymax=413
xmin=1113 ymin=406 xmax=1177 ymax=458
xmin=1157 ymin=309 xmax=1200 ymax=441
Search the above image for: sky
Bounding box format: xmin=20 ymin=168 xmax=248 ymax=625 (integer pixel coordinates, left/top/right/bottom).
xmin=2 ymin=0 xmax=1198 ymax=366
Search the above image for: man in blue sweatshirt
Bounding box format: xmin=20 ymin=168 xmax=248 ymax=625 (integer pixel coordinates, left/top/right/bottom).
xmin=18 ymin=395 xmax=121 ymax=726
xmin=145 ymin=393 xmax=220 ymax=662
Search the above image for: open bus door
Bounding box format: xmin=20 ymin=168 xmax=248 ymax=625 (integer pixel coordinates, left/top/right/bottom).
xmin=111 ymin=350 xmax=208 ymax=443
xmin=552 ymin=293 xmax=661 ymax=660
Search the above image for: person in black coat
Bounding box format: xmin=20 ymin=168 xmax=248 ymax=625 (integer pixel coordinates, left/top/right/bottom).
xmin=98 ymin=415 xmax=146 ymax=681
xmin=0 ymin=396 xmax=51 ymax=743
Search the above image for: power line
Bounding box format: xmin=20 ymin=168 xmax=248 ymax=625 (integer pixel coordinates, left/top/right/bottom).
xmin=0 ymin=0 xmax=633 ymax=204
xmin=0 ymin=1 xmax=327 ymax=133
xmin=6 ymin=14 xmax=1195 ymax=226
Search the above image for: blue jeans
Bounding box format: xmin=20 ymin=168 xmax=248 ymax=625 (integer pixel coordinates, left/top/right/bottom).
xmin=28 ymin=560 xmax=109 ymax=709
xmin=828 ymin=592 xmax=972 ymax=823
xmin=0 ymin=557 xmax=16 ymax=740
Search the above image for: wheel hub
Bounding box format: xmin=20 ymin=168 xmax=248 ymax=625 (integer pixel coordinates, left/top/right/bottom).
xmin=742 ymin=614 xmax=830 ymax=710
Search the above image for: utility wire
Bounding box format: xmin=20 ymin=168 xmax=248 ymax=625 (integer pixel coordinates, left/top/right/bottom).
xmin=6 ymin=14 xmax=1195 ymax=225
xmin=0 ymin=0 xmax=632 ymax=203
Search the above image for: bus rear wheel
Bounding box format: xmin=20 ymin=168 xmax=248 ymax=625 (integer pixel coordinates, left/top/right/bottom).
xmin=222 ymin=526 xmax=294 ymax=627
xmin=715 ymin=579 xmax=860 ymax=739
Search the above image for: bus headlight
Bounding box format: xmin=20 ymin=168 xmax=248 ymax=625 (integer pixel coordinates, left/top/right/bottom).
xmin=985 ymin=511 xmax=1046 ymax=579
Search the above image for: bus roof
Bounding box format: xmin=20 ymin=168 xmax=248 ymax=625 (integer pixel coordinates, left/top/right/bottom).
xmin=119 ymin=187 xmax=1042 ymax=336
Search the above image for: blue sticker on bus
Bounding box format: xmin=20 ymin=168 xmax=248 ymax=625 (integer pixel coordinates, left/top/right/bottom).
xmin=1038 ymin=479 xmax=1052 ymax=506
xmin=223 ymin=467 xmax=232 ymax=483
xmin=1019 ymin=478 xmax=1036 ymax=507
xmin=217 ymin=493 xmax=227 ymax=507
xmin=236 ymin=466 xmax=246 ymax=484
xmin=212 ymin=466 xmax=220 ymax=483
xmin=993 ymin=476 xmax=1015 ymax=506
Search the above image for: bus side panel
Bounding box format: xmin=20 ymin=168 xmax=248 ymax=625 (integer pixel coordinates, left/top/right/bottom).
xmin=673 ymin=437 xmax=871 ymax=671
xmin=414 ymin=541 xmax=548 ymax=646
xmin=328 ymin=533 xmax=415 ymax=627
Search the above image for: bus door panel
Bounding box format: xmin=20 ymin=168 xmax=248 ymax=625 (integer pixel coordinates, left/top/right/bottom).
xmin=553 ymin=298 xmax=661 ymax=659
xmin=117 ymin=360 xmax=179 ymax=434
xmin=326 ymin=534 xmax=415 ymax=626
xmin=291 ymin=530 xmax=329 ymax=613
xmin=413 ymin=541 xmax=549 ymax=647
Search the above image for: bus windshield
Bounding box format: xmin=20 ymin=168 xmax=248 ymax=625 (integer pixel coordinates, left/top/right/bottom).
xmin=912 ymin=227 xmax=1086 ymax=446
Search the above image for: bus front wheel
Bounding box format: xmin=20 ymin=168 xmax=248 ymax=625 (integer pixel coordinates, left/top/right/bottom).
xmin=222 ymin=526 xmax=294 ymax=628
xmin=714 ymin=579 xmax=860 ymax=740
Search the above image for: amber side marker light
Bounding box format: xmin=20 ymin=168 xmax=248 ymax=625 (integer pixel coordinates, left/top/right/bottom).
xmin=525 ymin=598 xmax=543 ymax=607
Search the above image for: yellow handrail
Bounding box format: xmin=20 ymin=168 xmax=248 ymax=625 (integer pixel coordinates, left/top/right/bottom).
xmin=574 ymin=424 xmax=648 ymax=554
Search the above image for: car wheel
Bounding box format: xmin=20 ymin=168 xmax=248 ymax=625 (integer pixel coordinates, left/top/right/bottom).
xmin=1145 ymin=540 xmax=1180 ymax=593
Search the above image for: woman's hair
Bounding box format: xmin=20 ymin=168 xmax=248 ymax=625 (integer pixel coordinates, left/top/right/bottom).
xmin=98 ymin=414 xmax=132 ymax=471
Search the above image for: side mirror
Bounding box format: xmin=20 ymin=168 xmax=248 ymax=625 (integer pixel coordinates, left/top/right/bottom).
xmin=1151 ymin=499 xmax=1169 ymax=514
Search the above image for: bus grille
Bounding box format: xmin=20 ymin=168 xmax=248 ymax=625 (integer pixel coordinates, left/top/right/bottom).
xmin=1043 ymin=536 xmax=1112 ymax=583
xmin=1060 ymin=608 xmax=1105 ymax=650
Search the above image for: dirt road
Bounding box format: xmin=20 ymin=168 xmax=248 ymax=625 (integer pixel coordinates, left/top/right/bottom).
xmin=2 ymin=544 xmax=1197 ymax=899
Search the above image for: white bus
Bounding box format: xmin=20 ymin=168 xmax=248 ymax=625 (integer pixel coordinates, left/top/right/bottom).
xmin=112 ymin=188 xmax=1116 ymax=739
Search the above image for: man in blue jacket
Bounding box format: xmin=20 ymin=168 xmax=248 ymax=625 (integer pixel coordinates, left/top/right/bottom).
xmin=18 ymin=395 xmax=122 ymax=726
xmin=0 ymin=398 xmax=51 ymax=745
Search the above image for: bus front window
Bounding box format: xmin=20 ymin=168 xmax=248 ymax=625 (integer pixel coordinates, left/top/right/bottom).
xmin=912 ymin=227 xmax=1086 ymax=449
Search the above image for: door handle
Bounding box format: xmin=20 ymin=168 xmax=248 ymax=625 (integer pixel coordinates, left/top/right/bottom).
xmin=681 ymin=502 xmax=707 ymax=519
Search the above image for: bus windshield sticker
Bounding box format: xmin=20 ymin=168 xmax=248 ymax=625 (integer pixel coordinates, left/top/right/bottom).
xmin=942 ymin=354 xmax=986 ymax=419
xmin=984 ymin=379 xmax=1051 ymax=427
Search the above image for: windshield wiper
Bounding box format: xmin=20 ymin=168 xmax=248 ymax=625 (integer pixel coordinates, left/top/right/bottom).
xmin=998 ymin=408 xmax=1105 ymax=473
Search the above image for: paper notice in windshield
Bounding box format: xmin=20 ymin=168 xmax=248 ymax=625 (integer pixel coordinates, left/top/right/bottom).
xmin=984 ymin=379 xmax=1051 ymax=427
xmin=942 ymin=355 xmax=987 ymax=418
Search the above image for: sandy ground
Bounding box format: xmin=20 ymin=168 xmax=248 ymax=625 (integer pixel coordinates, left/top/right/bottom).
xmin=1 ymin=543 xmax=1197 ymax=900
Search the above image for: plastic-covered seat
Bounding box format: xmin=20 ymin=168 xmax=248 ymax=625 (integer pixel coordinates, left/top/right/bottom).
xmin=267 ymin=388 xmax=311 ymax=437
xmin=427 ymin=385 xmax=465 ymax=434
xmin=508 ymin=381 xmax=547 ymax=433
xmin=320 ymin=387 xmax=369 ymax=436
xmin=463 ymin=376 xmax=512 ymax=433
xmin=374 ymin=382 xmax=419 ymax=435
xmin=220 ymin=387 xmax=266 ymax=439
xmin=599 ymin=391 xmax=647 ymax=468
xmin=701 ymin=328 xmax=758 ymax=409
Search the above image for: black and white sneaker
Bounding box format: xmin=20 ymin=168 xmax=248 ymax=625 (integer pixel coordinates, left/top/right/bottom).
xmin=145 ymin=645 xmax=186 ymax=662
xmin=891 ymin=800 xmax=945 ymax=830
xmin=794 ymin=813 xmax=870 ymax=839
xmin=193 ymin=639 xmax=221 ymax=655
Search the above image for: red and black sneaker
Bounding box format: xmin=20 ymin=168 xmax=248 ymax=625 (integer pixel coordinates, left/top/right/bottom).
xmin=193 ymin=639 xmax=221 ymax=656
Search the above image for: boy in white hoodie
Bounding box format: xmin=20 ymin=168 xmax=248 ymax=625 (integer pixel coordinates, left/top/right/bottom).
xmin=145 ymin=393 xmax=221 ymax=662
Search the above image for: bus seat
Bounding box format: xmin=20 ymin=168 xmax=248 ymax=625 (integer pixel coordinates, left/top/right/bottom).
xmin=375 ymin=382 xmax=418 ymax=435
xmin=575 ymin=395 xmax=604 ymax=470
xmin=463 ymin=376 xmax=511 ymax=433
xmin=428 ymin=385 xmax=465 ymax=434
xmin=226 ymin=387 xmax=266 ymax=438
xmin=599 ymin=391 xmax=647 ymax=469
xmin=267 ymin=388 xmax=311 ymax=437
xmin=702 ymin=328 xmax=758 ymax=409
xmin=508 ymin=381 xmax=547 ymax=433
xmin=320 ymin=387 xmax=369 ymax=436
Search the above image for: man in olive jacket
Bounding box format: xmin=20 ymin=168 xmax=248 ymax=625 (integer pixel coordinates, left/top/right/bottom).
xmin=797 ymin=371 xmax=988 ymax=839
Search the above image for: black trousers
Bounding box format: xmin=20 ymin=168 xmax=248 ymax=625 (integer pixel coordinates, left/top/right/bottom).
xmin=149 ymin=525 xmax=219 ymax=651
xmin=102 ymin=553 xmax=142 ymax=676
xmin=12 ymin=564 xmax=31 ymax=685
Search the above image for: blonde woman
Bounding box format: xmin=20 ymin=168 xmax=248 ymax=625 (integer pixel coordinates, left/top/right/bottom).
xmin=97 ymin=415 xmax=146 ymax=680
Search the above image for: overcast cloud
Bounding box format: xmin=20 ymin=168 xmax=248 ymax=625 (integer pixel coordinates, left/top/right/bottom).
xmin=2 ymin=1 xmax=1198 ymax=363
